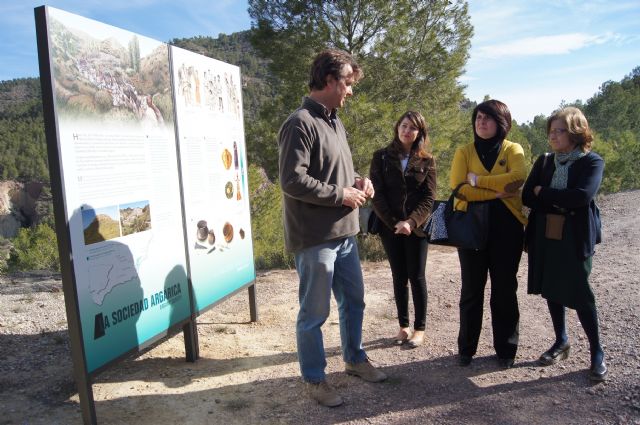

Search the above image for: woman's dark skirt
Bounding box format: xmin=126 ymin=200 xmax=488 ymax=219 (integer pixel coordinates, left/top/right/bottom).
xmin=528 ymin=213 xmax=595 ymax=310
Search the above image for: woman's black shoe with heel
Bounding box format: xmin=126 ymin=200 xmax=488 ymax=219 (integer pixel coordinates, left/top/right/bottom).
xmin=589 ymin=350 xmax=608 ymax=382
xmin=538 ymin=341 xmax=571 ymax=366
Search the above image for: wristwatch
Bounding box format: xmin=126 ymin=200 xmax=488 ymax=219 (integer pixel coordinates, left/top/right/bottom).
xmin=470 ymin=174 xmax=477 ymax=187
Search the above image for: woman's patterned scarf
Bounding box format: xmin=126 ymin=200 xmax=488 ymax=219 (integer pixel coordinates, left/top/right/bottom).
xmin=550 ymin=149 xmax=586 ymax=189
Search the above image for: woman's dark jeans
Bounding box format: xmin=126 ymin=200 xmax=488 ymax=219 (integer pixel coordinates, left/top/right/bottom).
xmin=380 ymin=227 xmax=429 ymax=331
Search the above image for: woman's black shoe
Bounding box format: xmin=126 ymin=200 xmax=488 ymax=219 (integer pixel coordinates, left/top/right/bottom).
xmin=538 ymin=342 xmax=571 ymax=366
xmin=589 ymin=360 xmax=608 ymax=382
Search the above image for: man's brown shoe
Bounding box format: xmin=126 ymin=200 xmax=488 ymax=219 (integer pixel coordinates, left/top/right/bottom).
xmin=306 ymin=381 xmax=343 ymax=407
xmin=345 ymin=359 xmax=387 ymax=382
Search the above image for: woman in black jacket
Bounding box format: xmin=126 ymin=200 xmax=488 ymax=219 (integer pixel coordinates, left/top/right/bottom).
xmin=370 ymin=111 xmax=437 ymax=348
xmin=522 ymin=107 xmax=607 ymax=381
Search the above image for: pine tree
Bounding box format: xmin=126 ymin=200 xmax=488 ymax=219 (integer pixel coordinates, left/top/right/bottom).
xmin=248 ymin=0 xmax=474 ymax=180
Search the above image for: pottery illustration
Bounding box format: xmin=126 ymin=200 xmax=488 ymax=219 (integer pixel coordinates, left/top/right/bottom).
xmin=223 ymin=222 xmax=233 ymax=243
xmin=221 ymin=148 xmax=232 ymax=170
xmin=196 ymin=220 xmax=208 ymax=242
xmin=225 ymin=181 xmax=233 ymax=199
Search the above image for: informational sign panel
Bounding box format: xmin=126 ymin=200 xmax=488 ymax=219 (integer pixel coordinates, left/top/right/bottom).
xmin=40 ymin=7 xmax=193 ymax=373
xmin=37 ymin=6 xmax=257 ymax=423
xmin=171 ymin=46 xmax=256 ymax=314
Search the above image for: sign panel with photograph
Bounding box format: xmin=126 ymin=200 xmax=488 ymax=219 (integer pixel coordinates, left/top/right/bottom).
xmin=41 ymin=7 xmax=192 ymax=373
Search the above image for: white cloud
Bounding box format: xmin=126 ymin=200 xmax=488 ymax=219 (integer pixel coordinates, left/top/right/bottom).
xmin=467 ymin=3 xmax=522 ymax=44
xmin=475 ymin=32 xmax=617 ymax=59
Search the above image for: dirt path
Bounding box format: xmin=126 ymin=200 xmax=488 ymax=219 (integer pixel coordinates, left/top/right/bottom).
xmin=1 ymin=190 xmax=639 ymax=424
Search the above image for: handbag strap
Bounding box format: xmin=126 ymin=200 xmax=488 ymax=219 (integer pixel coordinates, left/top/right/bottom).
xmin=445 ymin=182 xmax=468 ymax=216
xmin=540 ymin=152 xmax=554 ymax=185
xmin=451 ymin=182 xmax=467 ymax=198
xmin=541 ymin=152 xmax=550 ymax=169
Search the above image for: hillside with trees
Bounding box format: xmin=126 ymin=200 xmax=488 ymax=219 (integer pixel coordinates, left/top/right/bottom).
xmin=516 ymin=66 xmax=640 ymax=193
xmin=584 ymin=67 xmax=640 ymax=192
xmin=0 ymin=2 xmax=638 ymax=272
xmin=0 ymin=78 xmax=47 ymax=182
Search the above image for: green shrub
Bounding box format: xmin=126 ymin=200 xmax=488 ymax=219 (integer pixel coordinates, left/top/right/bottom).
xmin=356 ymin=233 xmax=387 ymax=262
xmin=0 ymin=236 xmax=10 ymax=274
xmin=6 ymin=224 xmax=60 ymax=273
xmin=94 ymin=89 xmax=112 ymax=113
xmin=598 ymin=131 xmax=640 ymax=193
xmin=153 ymin=93 xmax=174 ymax=125
xmin=248 ymin=164 xmax=293 ymax=270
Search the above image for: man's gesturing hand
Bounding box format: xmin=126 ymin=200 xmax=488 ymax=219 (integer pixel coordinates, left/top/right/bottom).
xmin=354 ymin=177 xmax=375 ymax=198
xmin=342 ymin=187 xmax=367 ymax=209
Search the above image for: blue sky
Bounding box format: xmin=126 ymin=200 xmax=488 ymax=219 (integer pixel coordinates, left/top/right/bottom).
xmin=1 ymin=1 xmax=638 ymax=123
xmin=0 ymin=0 xmax=252 ymax=79
xmin=465 ymin=0 xmax=640 ymax=123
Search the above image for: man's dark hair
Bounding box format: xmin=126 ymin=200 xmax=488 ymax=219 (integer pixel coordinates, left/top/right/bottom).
xmin=308 ymin=49 xmax=363 ymax=91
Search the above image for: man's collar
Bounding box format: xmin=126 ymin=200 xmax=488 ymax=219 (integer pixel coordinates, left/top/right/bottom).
xmin=303 ymin=96 xmax=337 ymax=121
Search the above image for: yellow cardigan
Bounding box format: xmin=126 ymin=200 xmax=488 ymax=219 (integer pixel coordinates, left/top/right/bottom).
xmin=449 ymin=139 xmax=528 ymax=225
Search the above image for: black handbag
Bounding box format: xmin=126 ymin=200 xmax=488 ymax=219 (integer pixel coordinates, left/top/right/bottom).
xmin=367 ymin=209 xmax=382 ymax=235
xmin=424 ymin=183 xmax=489 ymax=250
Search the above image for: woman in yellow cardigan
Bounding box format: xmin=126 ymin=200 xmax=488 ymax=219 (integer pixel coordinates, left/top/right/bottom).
xmin=450 ymin=99 xmax=527 ymax=368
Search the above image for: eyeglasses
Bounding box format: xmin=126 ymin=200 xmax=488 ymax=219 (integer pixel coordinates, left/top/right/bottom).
xmin=549 ymin=128 xmax=568 ymax=135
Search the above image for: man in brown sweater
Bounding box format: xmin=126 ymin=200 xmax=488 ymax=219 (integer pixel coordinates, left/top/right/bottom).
xmin=278 ymin=49 xmax=387 ymax=407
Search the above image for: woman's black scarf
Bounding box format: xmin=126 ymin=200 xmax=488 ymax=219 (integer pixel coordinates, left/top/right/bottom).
xmin=474 ymin=134 xmax=503 ymax=171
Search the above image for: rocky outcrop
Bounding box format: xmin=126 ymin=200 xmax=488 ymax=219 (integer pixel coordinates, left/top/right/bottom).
xmin=0 ymin=181 xmax=45 ymax=238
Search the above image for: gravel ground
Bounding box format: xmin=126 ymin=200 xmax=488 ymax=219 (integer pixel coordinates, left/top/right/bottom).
xmin=1 ymin=190 xmax=639 ymax=425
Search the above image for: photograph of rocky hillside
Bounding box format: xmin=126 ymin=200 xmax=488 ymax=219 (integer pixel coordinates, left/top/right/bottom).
xmin=119 ymin=201 xmax=151 ymax=236
xmin=48 ymin=15 xmax=172 ymax=127
xmin=81 ymin=206 xmax=120 ymax=245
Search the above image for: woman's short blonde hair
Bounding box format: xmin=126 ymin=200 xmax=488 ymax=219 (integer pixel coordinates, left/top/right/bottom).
xmin=547 ymin=107 xmax=594 ymax=152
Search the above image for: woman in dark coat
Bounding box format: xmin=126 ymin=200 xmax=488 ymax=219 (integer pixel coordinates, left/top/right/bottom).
xmin=522 ymin=106 xmax=607 ymax=381
xmin=370 ymin=111 xmax=436 ymax=348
